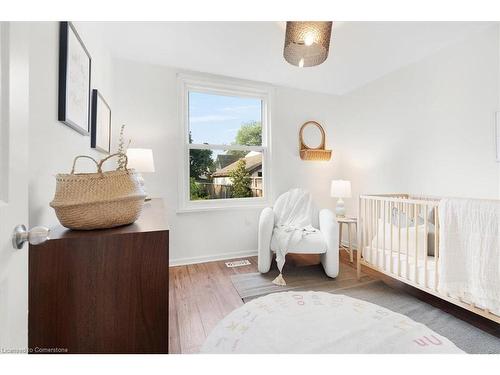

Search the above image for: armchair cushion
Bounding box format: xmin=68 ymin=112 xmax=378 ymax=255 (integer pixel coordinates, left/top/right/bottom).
xmin=270 ymin=231 xmax=327 ymax=254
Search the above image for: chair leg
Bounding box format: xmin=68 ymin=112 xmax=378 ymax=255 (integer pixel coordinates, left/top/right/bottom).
xmin=321 ymin=250 xmax=339 ymax=278
xmin=258 ymin=248 xmax=273 ymax=273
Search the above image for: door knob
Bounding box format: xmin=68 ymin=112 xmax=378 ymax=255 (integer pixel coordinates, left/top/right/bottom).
xmin=12 ymin=225 xmax=50 ymax=249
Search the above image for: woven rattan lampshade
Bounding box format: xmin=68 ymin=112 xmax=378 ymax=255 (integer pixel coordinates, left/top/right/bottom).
xmin=283 ymin=21 xmax=333 ymax=68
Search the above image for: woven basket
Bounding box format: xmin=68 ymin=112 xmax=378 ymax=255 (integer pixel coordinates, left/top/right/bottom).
xmin=50 ymin=153 xmax=147 ymax=230
xmin=299 ymin=121 xmax=332 ymax=161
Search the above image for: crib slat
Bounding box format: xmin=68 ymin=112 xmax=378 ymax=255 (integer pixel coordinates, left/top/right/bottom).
xmin=357 ymin=197 xmax=363 ymax=280
xmin=397 ymin=201 xmax=402 ymax=277
xmin=375 ymin=200 xmax=379 ymax=268
xmin=434 ymin=206 xmax=439 ymax=291
xmin=373 ymin=199 xmax=376 ymax=263
xmin=364 ymin=198 xmax=367 ymax=260
xmin=424 ymin=204 xmax=428 ymax=289
xmin=406 ymin=202 xmax=410 ymax=280
xmin=370 ymin=199 xmax=374 ymax=264
xmin=389 ymin=202 xmax=394 ymax=273
xmin=382 ymin=200 xmax=386 ymax=271
xmin=414 ymin=203 xmax=419 ymax=284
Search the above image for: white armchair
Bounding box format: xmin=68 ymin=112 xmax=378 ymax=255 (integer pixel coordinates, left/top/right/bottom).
xmin=258 ymin=190 xmax=340 ymax=278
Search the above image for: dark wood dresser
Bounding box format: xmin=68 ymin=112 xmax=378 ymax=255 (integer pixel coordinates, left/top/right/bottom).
xmin=29 ymin=199 xmax=169 ymax=354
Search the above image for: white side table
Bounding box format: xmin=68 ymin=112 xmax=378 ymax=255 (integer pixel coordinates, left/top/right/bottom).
xmin=337 ymin=217 xmax=357 ymax=263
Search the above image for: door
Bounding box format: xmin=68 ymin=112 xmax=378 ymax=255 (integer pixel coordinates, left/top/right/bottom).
xmin=0 ymin=22 xmax=30 ymax=352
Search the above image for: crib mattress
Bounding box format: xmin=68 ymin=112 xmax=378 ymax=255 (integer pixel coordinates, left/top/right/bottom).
xmin=363 ymin=246 xmax=437 ymax=289
xmin=363 ymin=246 xmax=500 ymax=317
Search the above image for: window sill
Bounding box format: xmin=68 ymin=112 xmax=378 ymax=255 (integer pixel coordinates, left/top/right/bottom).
xmin=176 ymin=200 xmax=270 ymax=214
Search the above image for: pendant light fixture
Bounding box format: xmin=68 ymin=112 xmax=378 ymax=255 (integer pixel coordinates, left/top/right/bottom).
xmin=283 ymin=21 xmax=333 ymax=68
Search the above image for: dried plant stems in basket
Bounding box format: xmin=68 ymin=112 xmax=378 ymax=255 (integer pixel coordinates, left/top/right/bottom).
xmin=117 ymin=124 xmax=131 ymax=170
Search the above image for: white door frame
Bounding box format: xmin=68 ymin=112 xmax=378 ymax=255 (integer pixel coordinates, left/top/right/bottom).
xmin=0 ymin=22 xmax=30 ymax=353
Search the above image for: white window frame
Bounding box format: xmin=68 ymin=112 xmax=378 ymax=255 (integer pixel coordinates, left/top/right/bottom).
xmin=177 ymin=73 xmax=273 ymax=212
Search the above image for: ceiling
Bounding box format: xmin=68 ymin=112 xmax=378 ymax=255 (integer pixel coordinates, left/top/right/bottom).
xmin=91 ymin=21 xmax=494 ymax=95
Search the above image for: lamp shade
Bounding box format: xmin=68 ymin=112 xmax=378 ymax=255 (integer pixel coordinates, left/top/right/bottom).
xmin=330 ymin=180 xmax=351 ymax=198
xmin=126 ymin=148 xmax=155 ymax=173
xmin=283 ymin=21 xmax=333 ymax=68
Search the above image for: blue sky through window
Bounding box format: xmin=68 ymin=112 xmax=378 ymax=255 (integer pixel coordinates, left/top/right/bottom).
xmin=188 ymin=91 xmax=262 ymax=145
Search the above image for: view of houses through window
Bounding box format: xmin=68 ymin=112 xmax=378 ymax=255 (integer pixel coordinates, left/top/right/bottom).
xmin=188 ymin=91 xmax=265 ymax=201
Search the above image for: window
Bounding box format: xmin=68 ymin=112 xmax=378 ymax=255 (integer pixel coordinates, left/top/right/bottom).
xmin=178 ymin=74 xmax=272 ymax=211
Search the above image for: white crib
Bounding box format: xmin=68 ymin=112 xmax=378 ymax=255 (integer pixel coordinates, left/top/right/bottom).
xmin=357 ymin=194 xmax=500 ymax=324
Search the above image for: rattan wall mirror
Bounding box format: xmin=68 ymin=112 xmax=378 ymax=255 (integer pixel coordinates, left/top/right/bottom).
xmin=299 ymin=121 xmax=332 ymax=161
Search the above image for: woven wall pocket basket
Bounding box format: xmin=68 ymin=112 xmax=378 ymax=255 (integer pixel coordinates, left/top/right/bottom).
xmin=50 ymin=153 xmax=147 ymax=230
xmin=299 ymin=121 xmax=332 ymax=161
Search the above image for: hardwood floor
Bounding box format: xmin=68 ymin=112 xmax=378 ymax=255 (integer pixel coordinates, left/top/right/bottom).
xmin=169 ymin=250 xmax=499 ymax=353
xmin=169 ymin=256 xmax=258 ymax=353
xmin=168 ymin=252 xmax=359 ymax=353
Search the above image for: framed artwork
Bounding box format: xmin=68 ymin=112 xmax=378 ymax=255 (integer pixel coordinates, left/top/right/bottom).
xmin=58 ymin=21 xmax=92 ymax=135
xmin=90 ymin=89 xmax=112 ymax=153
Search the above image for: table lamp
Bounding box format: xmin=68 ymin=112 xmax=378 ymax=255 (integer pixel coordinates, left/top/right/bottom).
xmin=330 ymin=180 xmax=351 ymax=217
xmin=126 ymin=148 xmax=155 ymax=201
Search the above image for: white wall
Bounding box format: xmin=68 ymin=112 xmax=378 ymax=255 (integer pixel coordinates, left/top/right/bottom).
xmin=111 ymin=59 xmax=342 ymax=264
xmin=335 ymin=26 xmax=500 ymax=217
xmin=29 ymin=22 xmax=113 ymax=227
xmin=498 ymin=25 xmax=500 ymax=200
xmin=27 ymin=23 xmax=500 ymax=263
xmin=113 ymin=25 xmax=500 ymax=263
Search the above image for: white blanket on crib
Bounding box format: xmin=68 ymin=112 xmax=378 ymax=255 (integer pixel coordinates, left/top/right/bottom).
xmin=438 ymin=198 xmax=500 ymax=314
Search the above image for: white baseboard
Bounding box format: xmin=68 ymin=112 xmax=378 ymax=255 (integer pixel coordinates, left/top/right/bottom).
xmin=169 ymin=249 xmax=258 ymax=267
xmin=170 ymin=242 xmax=357 ymax=267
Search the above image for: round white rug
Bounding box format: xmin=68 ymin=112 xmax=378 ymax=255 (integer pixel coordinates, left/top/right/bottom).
xmin=201 ymin=291 xmax=464 ymax=354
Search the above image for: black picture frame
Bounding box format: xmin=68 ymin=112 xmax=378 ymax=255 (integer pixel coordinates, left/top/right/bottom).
xmin=58 ymin=21 xmax=92 ymax=135
xmin=90 ymin=89 xmax=112 ymax=154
